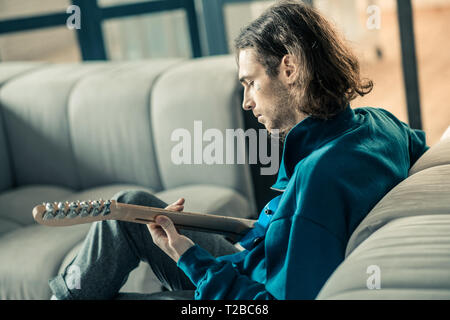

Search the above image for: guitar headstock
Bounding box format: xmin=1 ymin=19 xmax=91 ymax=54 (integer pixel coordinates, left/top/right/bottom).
xmin=33 ymin=199 xmax=112 ymax=226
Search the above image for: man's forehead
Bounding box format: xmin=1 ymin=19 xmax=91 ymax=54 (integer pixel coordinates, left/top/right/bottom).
xmin=238 ymin=49 xmax=261 ymax=79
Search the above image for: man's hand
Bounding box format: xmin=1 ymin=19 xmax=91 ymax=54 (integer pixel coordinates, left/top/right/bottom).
xmin=147 ymin=198 xmax=195 ymax=263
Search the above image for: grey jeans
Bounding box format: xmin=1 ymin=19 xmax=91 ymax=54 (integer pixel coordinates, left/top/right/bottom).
xmin=48 ymin=190 xmax=240 ymax=300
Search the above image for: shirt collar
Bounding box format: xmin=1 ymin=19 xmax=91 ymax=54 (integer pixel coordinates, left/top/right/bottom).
xmin=271 ymin=104 xmax=358 ymax=191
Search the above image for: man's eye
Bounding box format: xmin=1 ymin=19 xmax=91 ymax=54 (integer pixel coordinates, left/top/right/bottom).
xmin=248 ymin=81 xmax=254 ymax=87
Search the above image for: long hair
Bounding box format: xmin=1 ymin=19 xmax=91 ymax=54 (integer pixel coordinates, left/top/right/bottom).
xmin=234 ymin=0 xmax=373 ymax=120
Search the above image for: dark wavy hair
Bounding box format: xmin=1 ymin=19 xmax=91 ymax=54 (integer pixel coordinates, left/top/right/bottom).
xmin=234 ymin=0 xmax=373 ymax=120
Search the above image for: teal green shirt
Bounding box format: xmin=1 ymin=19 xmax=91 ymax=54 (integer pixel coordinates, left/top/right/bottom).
xmin=177 ymin=104 xmax=429 ymax=299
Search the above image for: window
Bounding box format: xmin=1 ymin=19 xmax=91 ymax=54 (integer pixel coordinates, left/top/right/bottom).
xmin=0 ymin=0 xmax=70 ymax=20
xmin=223 ymin=0 xmax=275 ymax=51
xmin=317 ymin=0 xmax=409 ymax=131
xmin=0 ymin=26 xmax=80 ymax=63
xmin=103 ymin=9 xmax=192 ymax=60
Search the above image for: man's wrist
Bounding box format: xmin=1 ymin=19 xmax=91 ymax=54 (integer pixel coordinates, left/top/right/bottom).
xmin=174 ymin=240 xmax=195 ymax=263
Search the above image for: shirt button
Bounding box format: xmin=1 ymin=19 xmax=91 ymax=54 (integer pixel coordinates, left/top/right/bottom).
xmin=264 ymin=209 xmax=273 ymax=215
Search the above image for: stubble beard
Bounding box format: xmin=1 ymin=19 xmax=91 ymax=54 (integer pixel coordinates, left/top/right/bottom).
xmin=266 ymin=79 xmax=300 ymax=144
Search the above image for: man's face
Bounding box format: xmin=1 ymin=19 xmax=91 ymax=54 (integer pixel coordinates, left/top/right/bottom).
xmin=238 ymin=48 xmax=303 ymax=139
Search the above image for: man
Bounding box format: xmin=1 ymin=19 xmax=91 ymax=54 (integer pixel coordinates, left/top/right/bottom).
xmin=50 ymin=0 xmax=429 ymax=300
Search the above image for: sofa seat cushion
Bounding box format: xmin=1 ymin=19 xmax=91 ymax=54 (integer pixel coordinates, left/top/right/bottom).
xmin=0 ymin=217 xmax=21 ymax=237
xmin=0 ymin=222 xmax=91 ymax=299
xmin=0 ymin=185 xmax=73 ymax=226
xmin=317 ymin=214 xmax=450 ymax=300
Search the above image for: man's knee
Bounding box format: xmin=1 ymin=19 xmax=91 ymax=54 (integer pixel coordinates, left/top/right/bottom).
xmin=111 ymin=190 xmax=168 ymax=209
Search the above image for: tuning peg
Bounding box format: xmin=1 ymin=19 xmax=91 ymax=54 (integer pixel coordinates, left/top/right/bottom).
xmin=54 ymin=202 xmax=67 ymax=219
xmin=66 ymin=201 xmax=79 ymax=218
xmin=102 ymin=200 xmax=111 ymax=216
xmin=79 ymin=201 xmax=90 ymax=217
xmin=43 ymin=202 xmax=55 ymax=220
xmin=45 ymin=202 xmax=54 ymax=212
xmin=91 ymin=200 xmax=101 ymax=216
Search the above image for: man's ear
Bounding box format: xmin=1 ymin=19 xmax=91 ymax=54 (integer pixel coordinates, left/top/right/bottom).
xmin=278 ymin=54 xmax=297 ymax=85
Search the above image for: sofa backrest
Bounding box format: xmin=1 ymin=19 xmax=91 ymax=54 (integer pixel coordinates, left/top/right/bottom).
xmin=317 ymin=137 xmax=450 ymax=299
xmin=0 ymin=63 xmax=112 ymax=190
xmin=0 ymin=83 xmax=12 ymax=193
xmin=0 ymin=56 xmax=257 ymax=212
xmin=0 ymin=63 xmax=45 ymax=193
xmin=60 ymin=60 xmax=183 ymax=192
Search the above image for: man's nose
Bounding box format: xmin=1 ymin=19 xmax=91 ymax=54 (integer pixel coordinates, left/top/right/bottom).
xmin=242 ymin=96 xmax=255 ymax=111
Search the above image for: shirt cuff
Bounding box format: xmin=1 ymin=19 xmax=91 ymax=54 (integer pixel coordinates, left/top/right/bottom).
xmin=177 ymin=244 xmax=219 ymax=287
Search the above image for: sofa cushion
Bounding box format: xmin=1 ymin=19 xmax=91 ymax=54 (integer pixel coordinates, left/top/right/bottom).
xmin=0 ymin=223 xmax=92 ymax=300
xmin=0 ymin=63 xmax=45 ymax=193
xmin=0 ymin=106 xmax=12 ymax=193
xmin=345 ymin=164 xmax=450 ymax=257
xmin=317 ymin=214 xmax=450 ymax=299
xmin=409 ymin=137 xmax=450 ymax=176
xmin=67 ymin=60 xmax=183 ymax=191
xmin=0 ymin=63 xmax=45 ymax=84
xmin=0 ymin=64 xmax=109 ymax=189
xmin=0 ymin=218 xmax=21 ymax=236
xmin=0 ymin=185 xmax=73 ymax=226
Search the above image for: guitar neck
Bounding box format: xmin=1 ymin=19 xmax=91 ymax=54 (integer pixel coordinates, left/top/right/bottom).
xmin=113 ymin=202 xmax=256 ymax=238
xmin=33 ymin=200 xmax=256 ymax=239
